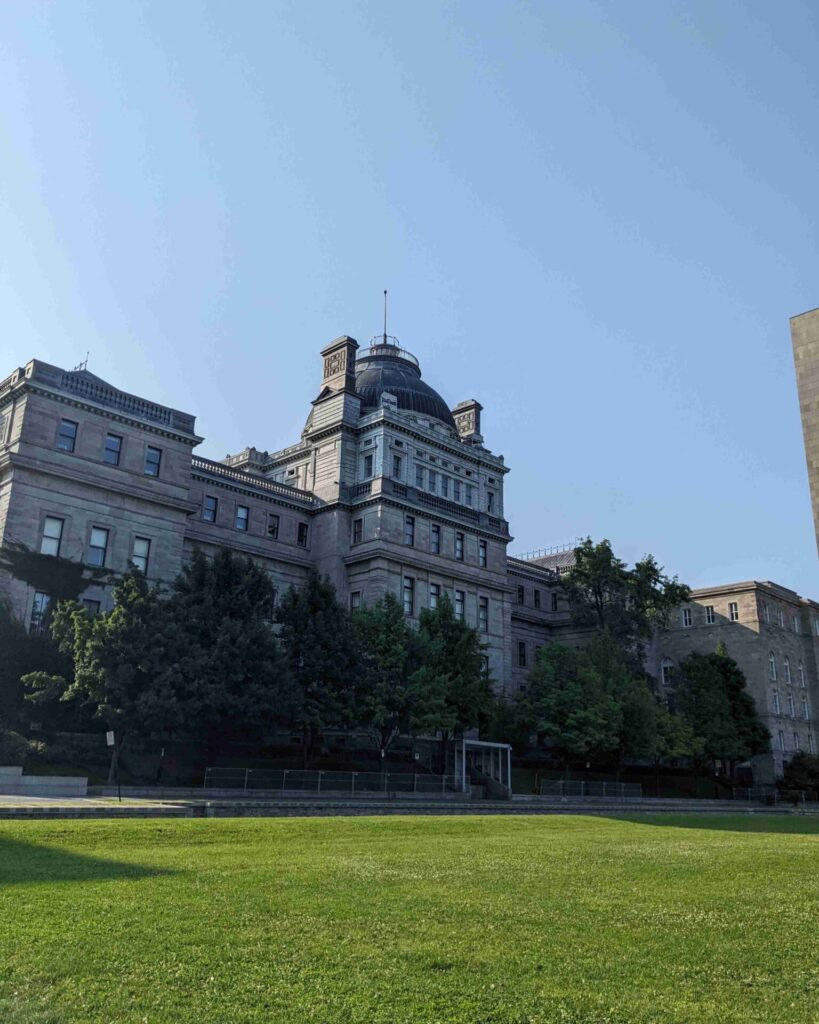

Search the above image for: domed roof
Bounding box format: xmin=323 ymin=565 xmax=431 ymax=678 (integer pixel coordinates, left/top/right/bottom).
xmin=354 ymin=342 xmax=456 ymax=430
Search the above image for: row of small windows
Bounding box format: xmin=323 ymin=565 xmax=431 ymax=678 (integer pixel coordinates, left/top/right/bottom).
xmin=777 ymin=730 xmax=815 ymax=754
xmin=354 ymin=515 xmax=489 ymax=566
xmin=761 ymin=601 xmax=805 ymax=633
xmin=201 ymin=496 xmax=309 ymax=547
xmin=57 ymin=418 xmax=163 ymax=477
xmin=516 ymin=585 xmax=559 ymax=612
xmin=390 ymin=577 xmax=490 ymax=631
xmin=41 ymin=516 xmax=152 ymax=573
xmin=681 ymin=602 xmax=739 ymax=627
xmin=770 ymin=689 xmax=811 ymax=720
xmin=768 ymin=653 xmax=807 ymax=687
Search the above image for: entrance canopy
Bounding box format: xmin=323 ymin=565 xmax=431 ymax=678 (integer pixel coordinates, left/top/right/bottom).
xmin=453 ymin=739 xmax=513 ymax=798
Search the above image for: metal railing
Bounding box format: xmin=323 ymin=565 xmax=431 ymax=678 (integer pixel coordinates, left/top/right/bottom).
xmin=203 ymin=767 xmax=460 ymax=795
xmin=539 ymin=780 xmax=643 ymax=799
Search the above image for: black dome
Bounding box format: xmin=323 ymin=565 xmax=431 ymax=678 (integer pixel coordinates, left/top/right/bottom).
xmin=355 ymin=346 xmax=456 ymax=430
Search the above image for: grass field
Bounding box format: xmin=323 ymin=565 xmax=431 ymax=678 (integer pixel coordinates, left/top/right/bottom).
xmin=1 ymin=814 xmax=817 ymax=1024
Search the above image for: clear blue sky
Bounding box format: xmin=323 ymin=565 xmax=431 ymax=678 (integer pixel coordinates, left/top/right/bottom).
xmin=1 ymin=1 xmax=817 ymax=594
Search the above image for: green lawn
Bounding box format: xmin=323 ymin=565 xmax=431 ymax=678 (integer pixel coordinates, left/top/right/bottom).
xmin=1 ymin=815 xmax=817 ymax=1024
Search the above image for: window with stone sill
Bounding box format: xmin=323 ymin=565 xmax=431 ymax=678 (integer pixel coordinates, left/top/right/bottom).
xmin=235 ymin=506 xmax=249 ymax=532
xmin=682 ymin=608 xmax=692 ymax=628
xmin=57 ymin=419 xmax=78 ymax=453
xmin=40 ymin=516 xmax=64 ymax=557
xmin=203 ymin=496 xmax=218 ymax=523
xmin=297 ymin=523 xmax=309 ymax=547
xmin=353 ymin=518 xmax=363 ymax=544
xmin=87 ymin=527 xmax=109 ymax=568
xmin=144 ymin=446 xmax=162 ymax=477
xmin=131 ymin=537 xmax=151 ymax=573
xmin=729 ymin=602 xmax=739 ymax=622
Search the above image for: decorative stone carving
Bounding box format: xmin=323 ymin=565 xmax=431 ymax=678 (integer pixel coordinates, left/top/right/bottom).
xmin=323 ymin=351 xmax=347 ymax=379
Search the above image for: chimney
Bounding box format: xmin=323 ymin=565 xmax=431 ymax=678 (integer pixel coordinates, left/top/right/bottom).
xmin=320 ymin=336 xmax=359 ymax=394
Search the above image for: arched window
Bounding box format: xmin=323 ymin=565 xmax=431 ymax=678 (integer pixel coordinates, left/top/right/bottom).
xmin=769 ymin=652 xmax=777 ymax=681
xmin=661 ymin=658 xmax=674 ymax=687
xmin=772 ymin=690 xmax=780 ymax=715
xmin=784 ymin=657 xmax=792 ymax=684
xmin=798 ymin=662 xmax=806 ymax=687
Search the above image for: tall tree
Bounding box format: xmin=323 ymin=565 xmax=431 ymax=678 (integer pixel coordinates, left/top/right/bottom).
xmin=674 ymin=648 xmax=770 ymax=782
xmin=563 ymin=538 xmax=689 ymax=668
xmin=277 ymin=571 xmax=359 ymax=767
xmin=164 ymin=548 xmax=291 ymax=736
xmin=409 ymin=594 xmax=492 ymax=771
xmin=515 ymin=642 xmax=620 ymax=777
xmin=353 ymin=593 xmax=413 ymax=757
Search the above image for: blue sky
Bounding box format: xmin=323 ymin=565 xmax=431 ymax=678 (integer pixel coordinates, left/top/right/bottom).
xmin=1 ymin=1 xmax=817 ymax=593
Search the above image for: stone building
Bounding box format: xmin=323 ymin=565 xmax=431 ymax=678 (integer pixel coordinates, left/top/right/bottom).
xmin=651 ymin=580 xmax=819 ymax=781
xmin=791 ymin=306 xmax=819 ymax=556
xmin=0 ymin=334 xmax=569 ymax=696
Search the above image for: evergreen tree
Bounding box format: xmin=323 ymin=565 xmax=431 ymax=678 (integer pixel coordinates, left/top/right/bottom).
xmin=515 ymin=642 xmax=620 ymax=777
xmin=675 ymin=648 xmax=770 ymax=781
xmin=277 ymin=571 xmax=359 ymax=767
xmin=410 ymin=593 xmax=492 ymax=769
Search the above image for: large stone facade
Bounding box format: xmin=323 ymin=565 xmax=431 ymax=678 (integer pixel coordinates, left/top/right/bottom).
xmin=650 ymin=581 xmax=819 ymax=781
xmin=791 ymin=307 xmax=819 ymax=556
xmin=0 ymin=338 xmax=569 ymax=696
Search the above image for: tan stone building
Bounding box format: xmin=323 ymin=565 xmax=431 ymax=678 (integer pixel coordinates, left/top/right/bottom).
xmin=790 ymin=307 xmax=819 ymax=555
xmin=651 ymin=581 xmax=819 ymax=781
xmin=0 ymin=335 xmax=568 ymax=696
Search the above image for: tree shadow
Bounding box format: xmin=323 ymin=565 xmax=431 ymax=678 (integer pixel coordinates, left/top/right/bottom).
xmin=604 ymin=813 xmax=819 ymax=836
xmin=0 ymin=835 xmax=172 ymax=886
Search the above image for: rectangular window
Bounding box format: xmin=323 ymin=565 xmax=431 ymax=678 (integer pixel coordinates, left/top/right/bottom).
xmin=350 ymin=591 xmax=361 ymax=612
xmin=809 ymin=734 xmax=816 ymax=754
xmin=534 ymin=589 xmax=541 ymax=610
xmin=705 ymin=605 xmax=715 ymax=625
xmin=104 ymin=433 xmax=122 ymax=466
xmin=235 ymin=505 xmax=249 ymax=531
xmin=392 ymin=454 xmax=402 ymax=479
xmin=440 ymin=476 xmax=449 ymax=498
xmin=415 ymin=465 xmax=424 ymax=489
xmin=793 ymin=732 xmax=800 ymax=751
xmin=518 ymin=641 xmax=527 ymax=668
xmin=802 ymin=698 xmax=809 ymax=720
xmin=455 ymin=532 xmax=464 ymax=561
xmin=465 ymin=484 xmax=474 ymax=507
xmin=353 ymin=518 xmax=363 ymax=544
xmin=814 ymin=618 xmax=819 ymax=637
xmin=29 ymin=592 xmax=51 ymax=635
xmin=487 ymin=491 xmax=495 ymax=513
xmin=778 ymin=730 xmax=785 ymax=752
xmin=40 ymin=516 xmax=64 ymax=557
xmin=428 ymin=470 xmax=437 ymax=494
xmin=787 ymin=692 xmax=795 ymax=717
xmin=772 ymin=690 xmax=781 ymax=714
xmin=517 ymin=585 xmax=525 ymax=605
xmin=763 ymin=602 xmax=770 ymax=624
xmin=479 ymin=596 xmax=488 ymax=632
xmin=778 ymin=608 xmax=785 ymax=627
xmin=57 ymin=419 xmax=78 ymax=452
xmin=551 ymin=592 xmax=558 ymax=612
xmin=203 ymin=496 xmax=218 ymax=523
xmin=82 ymin=598 xmax=101 ymax=615
xmin=144 ymin=446 xmax=162 ymax=477
xmin=453 ymin=479 xmax=462 ymax=503
xmin=131 ymin=537 xmax=151 ymax=573
xmin=87 ymin=527 xmax=109 ymax=567
xmin=479 ymin=539 xmax=487 ymax=568
xmin=729 ymin=602 xmax=739 ymax=622
xmin=454 ymin=589 xmax=465 ymax=621
xmin=682 ymin=608 xmax=692 ymax=627
xmin=297 ymin=522 xmax=309 ymax=547
xmin=403 ymin=576 xmax=415 ymax=616
xmin=404 ymin=515 xmax=415 ymax=546
xmin=431 ymin=524 xmax=441 ymax=554
xmin=430 ymin=582 xmax=440 ymax=610
xmin=363 ymin=453 xmax=374 ymax=478
xmin=792 ymin=615 xmax=799 ymax=633
xmin=267 ymin=513 xmax=279 ymax=539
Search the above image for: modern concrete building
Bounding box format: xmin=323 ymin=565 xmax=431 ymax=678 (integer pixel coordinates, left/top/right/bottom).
xmin=651 ymin=580 xmax=819 ymax=781
xmin=0 ymin=334 xmax=571 ymax=695
xmin=790 ymin=306 xmax=819 ymax=555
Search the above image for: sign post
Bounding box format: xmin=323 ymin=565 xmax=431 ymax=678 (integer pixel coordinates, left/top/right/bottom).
xmin=106 ymin=730 xmax=121 ymax=803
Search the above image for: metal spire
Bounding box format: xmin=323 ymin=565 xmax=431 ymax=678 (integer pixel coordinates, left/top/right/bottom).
xmin=383 ymin=289 xmax=388 ymax=345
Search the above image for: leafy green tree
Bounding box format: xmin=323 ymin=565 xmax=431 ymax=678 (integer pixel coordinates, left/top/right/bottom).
xmin=352 ymin=593 xmax=413 ymax=757
xmin=277 ymin=571 xmax=360 ymax=767
xmin=164 ymin=548 xmax=291 ymax=737
xmin=778 ymin=752 xmax=819 ymax=797
xmin=563 ymin=538 xmax=689 ymax=668
xmin=24 ymin=569 xmax=170 ymax=781
xmin=675 ymin=648 xmax=770 ymax=781
xmin=515 ymin=643 xmax=620 ymax=777
xmin=409 ymin=594 xmax=492 ymax=769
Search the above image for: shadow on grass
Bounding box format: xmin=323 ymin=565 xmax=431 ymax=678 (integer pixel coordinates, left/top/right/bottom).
xmin=604 ymin=813 xmax=819 ymax=836
xmin=0 ymin=835 xmax=171 ymax=885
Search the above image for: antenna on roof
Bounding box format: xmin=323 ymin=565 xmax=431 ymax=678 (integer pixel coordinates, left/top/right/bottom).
xmin=70 ymin=352 xmax=89 ymax=373
xmin=383 ymin=289 xmax=388 ymax=345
